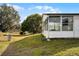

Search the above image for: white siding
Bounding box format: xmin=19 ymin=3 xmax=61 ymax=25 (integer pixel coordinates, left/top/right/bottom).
xmin=42 ymin=31 xmax=73 ymax=38
xmin=42 ymin=31 xmax=48 ymax=38
xmin=42 ymin=15 xmax=48 ymax=21
xmin=74 ymin=16 xmax=79 ymax=37
xmin=48 ymin=31 xmax=73 ymax=38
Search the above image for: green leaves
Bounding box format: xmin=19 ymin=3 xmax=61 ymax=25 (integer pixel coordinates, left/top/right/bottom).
xmin=21 ymin=14 xmax=42 ymax=33
xmin=0 ymin=4 xmax=20 ymax=32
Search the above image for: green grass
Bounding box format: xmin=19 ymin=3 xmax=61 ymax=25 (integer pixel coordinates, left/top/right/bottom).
xmin=2 ymin=34 xmax=79 ymax=56
xmin=55 ymin=47 xmax=79 ymax=56
xmin=0 ymin=33 xmax=28 ymax=56
xmin=0 ymin=41 xmax=10 ymax=55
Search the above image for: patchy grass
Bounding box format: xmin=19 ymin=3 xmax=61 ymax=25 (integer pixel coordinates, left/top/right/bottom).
xmin=55 ymin=47 xmax=79 ymax=56
xmin=0 ymin=32 xmax=28 ymax=55
xmin=1 ymin=34 xmax=79 ymax=56
xmin=0 ymin=41 xmax=10 ymax=55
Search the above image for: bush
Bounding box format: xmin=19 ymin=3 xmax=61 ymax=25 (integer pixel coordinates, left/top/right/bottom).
xmin=20 ymin=31 xmax=25 ymax=35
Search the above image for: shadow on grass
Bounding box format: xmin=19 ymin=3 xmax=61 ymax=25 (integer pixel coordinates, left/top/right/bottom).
xmin=1 ymin=34 xmax=79 ymax=56
xmin=3 ymin=35 xmax=28 ymax=37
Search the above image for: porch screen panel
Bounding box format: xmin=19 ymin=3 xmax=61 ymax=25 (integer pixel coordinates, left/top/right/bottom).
xmin=62 ymin=16 xmax=73 ymax=31
xmin=49 ymin=16 xmax=60 ymax=31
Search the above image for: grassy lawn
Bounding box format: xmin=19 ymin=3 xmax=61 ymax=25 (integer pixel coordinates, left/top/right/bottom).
xmin=0 ymin=32 xmax=28 ymax=55
xmin=0 ymin=41 xmax=9 ymax=55
xmin=1 ymin=33 xmax=79 ymax=56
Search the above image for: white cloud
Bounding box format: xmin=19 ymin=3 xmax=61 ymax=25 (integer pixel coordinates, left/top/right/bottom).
xmin=35 ymin=6 xmax=42 ymax=10
xmin=6 ymin=4 xmax=25 ymax=11
xmin=28 ymin=5 xmax=61 ymax=13
xmin=13 ymin=5 xmax=25 ymax=11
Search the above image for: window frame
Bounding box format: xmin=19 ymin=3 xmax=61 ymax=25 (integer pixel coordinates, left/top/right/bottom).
xmin=47 ymin=15 xmax=73 ymax=31
xmin=62 ymin=16 xmax=73 ymax=31
xmin=48 ymin=16 xmax=61 ymax=31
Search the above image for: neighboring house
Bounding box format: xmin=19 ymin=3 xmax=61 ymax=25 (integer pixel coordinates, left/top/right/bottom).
xmin=42 ymin=13 xmax=79 ymax=38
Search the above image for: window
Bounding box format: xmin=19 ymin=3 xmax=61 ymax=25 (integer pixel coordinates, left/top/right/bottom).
xmin=62 ymin=16 xmax=73 ymax=31
xmin=44 ymin=18 xmax=48 ymax=31
xmin=48 ymin=16 xmax=60 ymax=31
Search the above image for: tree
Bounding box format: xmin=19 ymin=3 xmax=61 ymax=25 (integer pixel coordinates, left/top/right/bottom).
xmin=0 ymin=4 xmax=20 ymax=32
xmin=21 ymin=14 xmax=42 ymax=33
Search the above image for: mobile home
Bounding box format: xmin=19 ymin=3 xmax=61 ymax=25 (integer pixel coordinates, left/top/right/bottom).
xmin=42 ymin=13 xmax=79 ymax=38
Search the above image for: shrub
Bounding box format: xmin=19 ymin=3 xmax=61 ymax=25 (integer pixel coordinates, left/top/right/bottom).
xmin=20 ymin=31 xmax=25 ymax=35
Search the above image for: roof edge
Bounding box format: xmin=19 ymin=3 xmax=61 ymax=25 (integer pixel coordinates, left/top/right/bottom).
xmin=43 ymin=13 xmax=79 ymax=15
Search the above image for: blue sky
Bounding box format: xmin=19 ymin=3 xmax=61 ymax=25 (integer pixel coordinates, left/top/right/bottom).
xmin=0 ymin=3 xmax=79 ymax=23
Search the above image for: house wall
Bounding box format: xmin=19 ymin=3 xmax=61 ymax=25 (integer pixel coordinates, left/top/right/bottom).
xmin=42 ymin=15 xmax=49 ymax=38
xmin=48 ymin=31 xmax=73 ymax=38
xmin=42 ymin=15 xmax=79 ymax=38
xmin=42 ymin=31 xmax=48 ymax=38
xmin=74 ymin=16 xmax=79 ymax=38
xmin=43 ymin=31 xmax=73 ymax=38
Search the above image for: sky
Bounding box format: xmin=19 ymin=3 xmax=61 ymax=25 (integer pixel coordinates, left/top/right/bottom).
xmin=0 ymin=3 xmax=79 ymax=23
